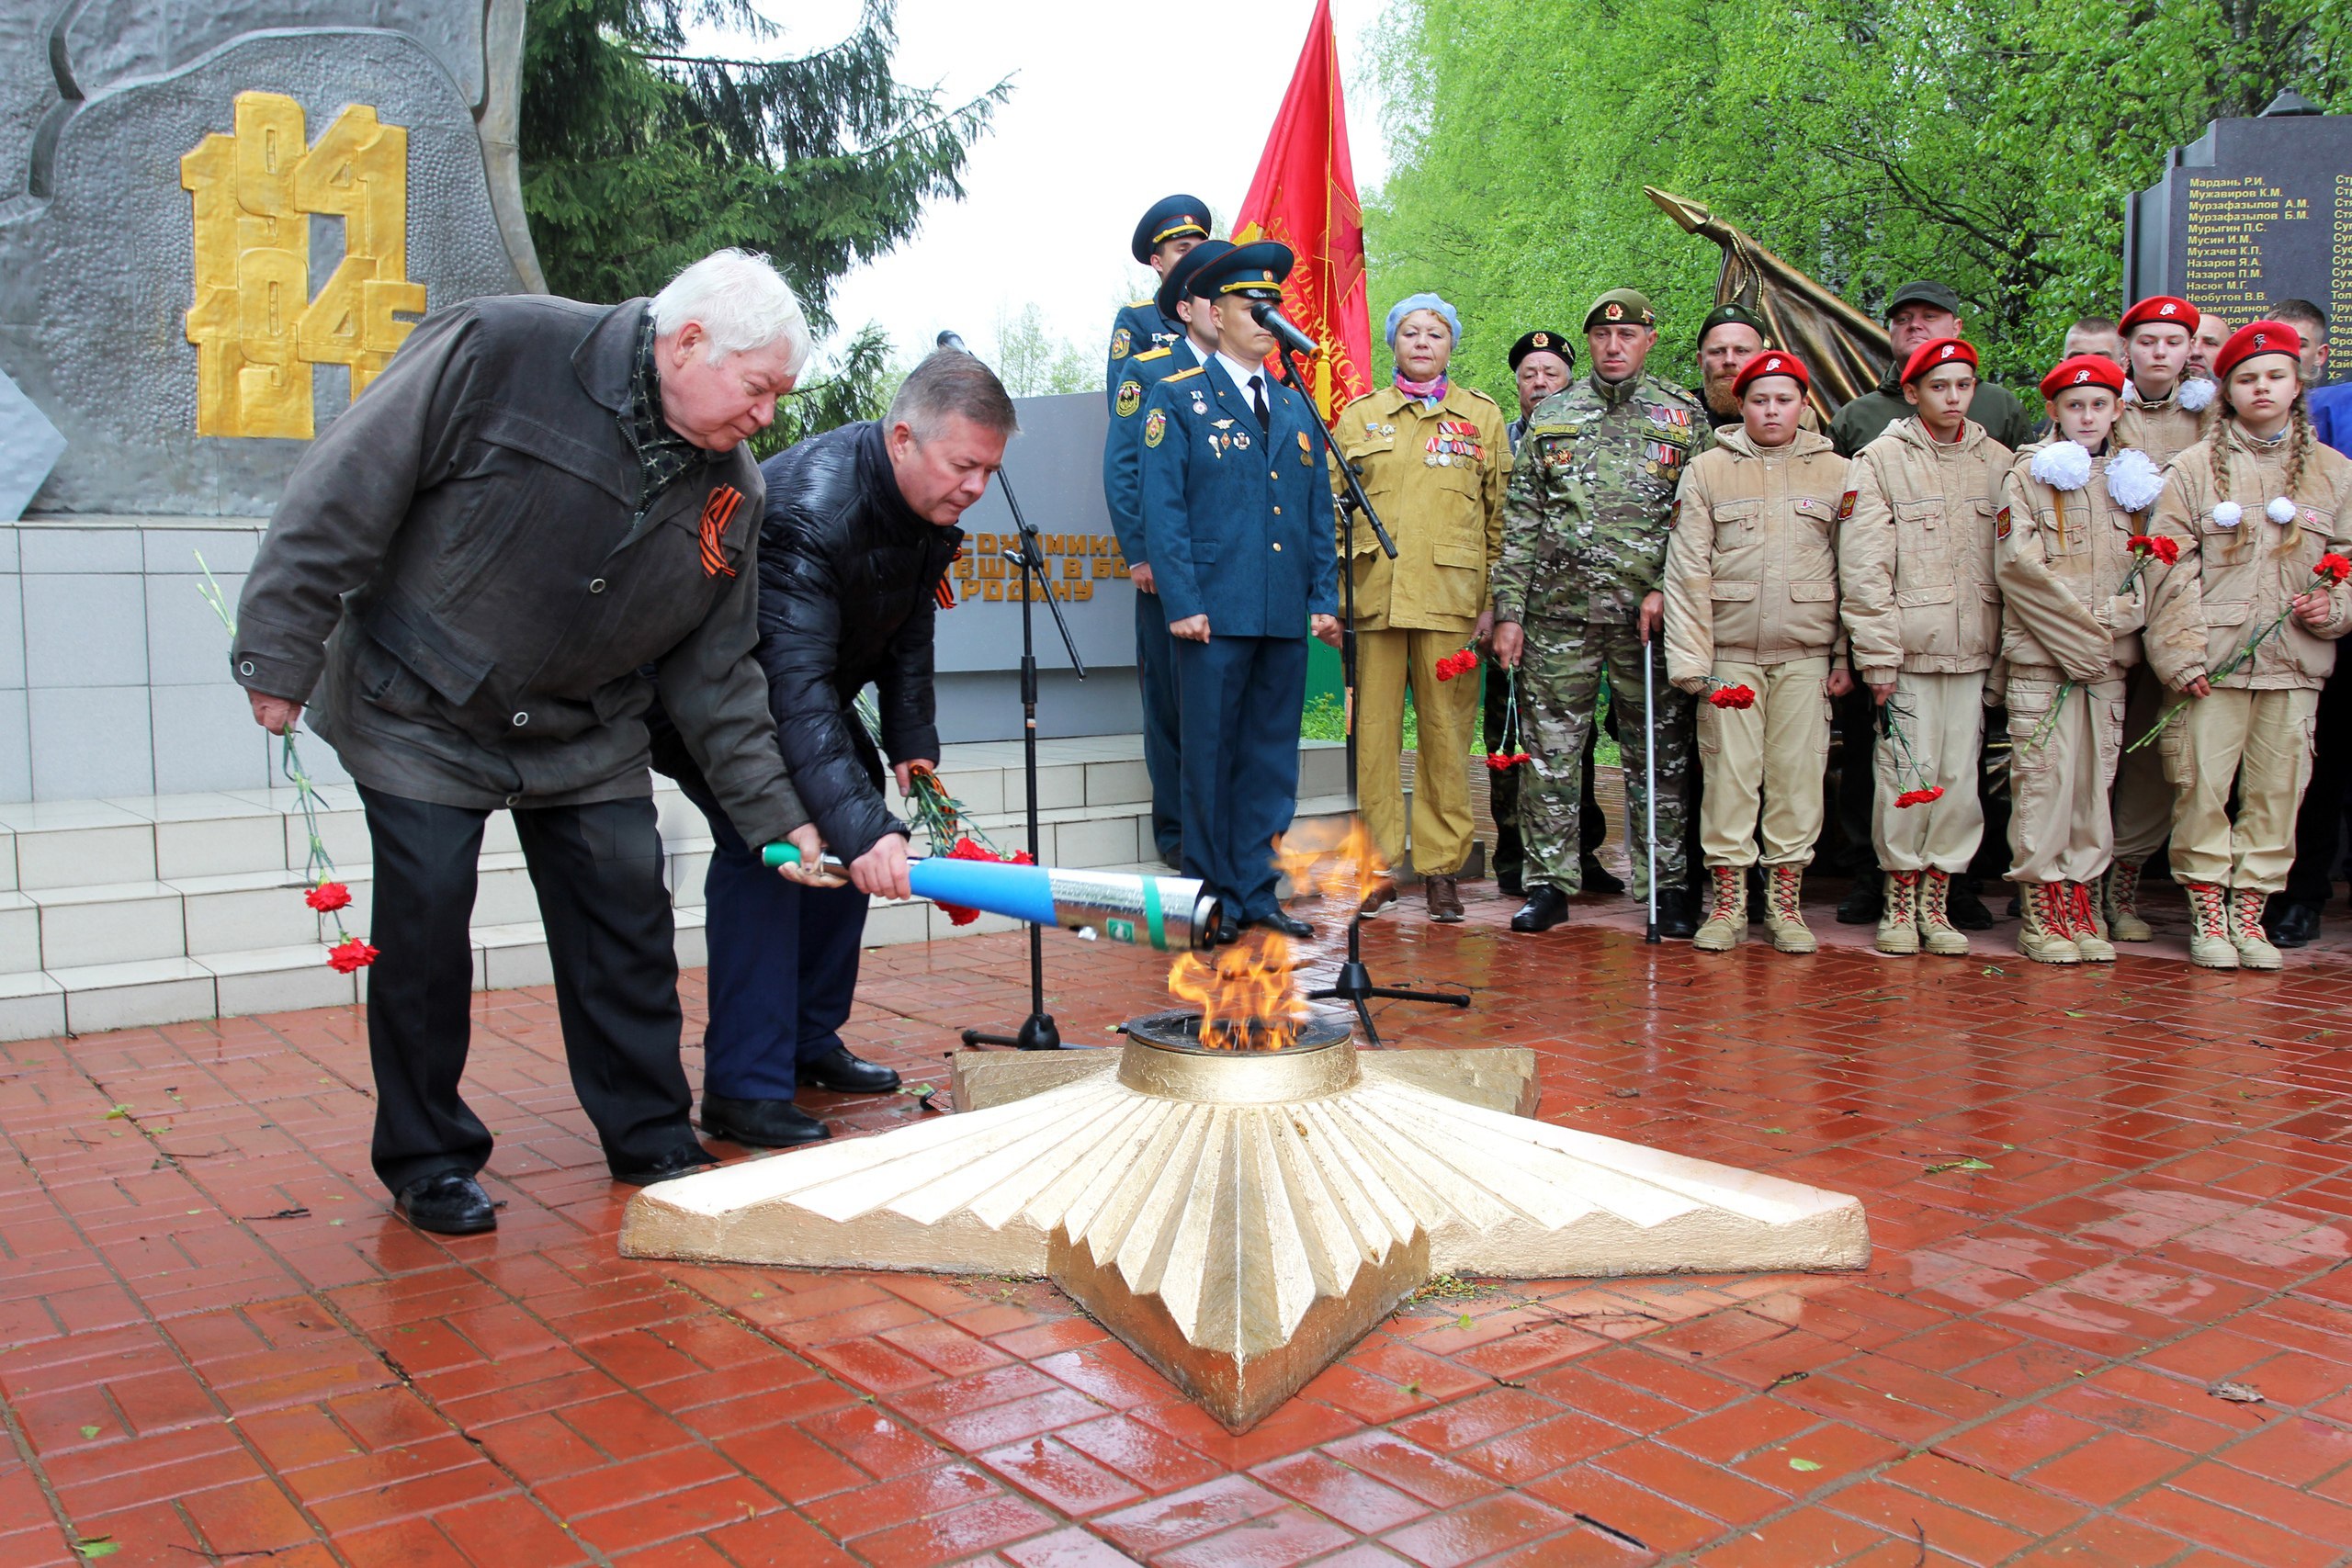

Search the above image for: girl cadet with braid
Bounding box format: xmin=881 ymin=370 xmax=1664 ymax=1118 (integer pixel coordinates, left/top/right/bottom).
xmin=2143 ymin=321 xmax=2352 ymax=970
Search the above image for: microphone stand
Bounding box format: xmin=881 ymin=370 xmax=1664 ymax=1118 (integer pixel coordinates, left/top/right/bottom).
xmin=941 ymin=337 xmax=1090 ymax=1053
xmin=1270 ymin=346 xmax=1471 ymax=1045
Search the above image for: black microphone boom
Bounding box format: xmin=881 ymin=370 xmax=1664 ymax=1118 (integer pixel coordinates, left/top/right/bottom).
xmin=1250 ymin=302 xmax=1317 ymax=359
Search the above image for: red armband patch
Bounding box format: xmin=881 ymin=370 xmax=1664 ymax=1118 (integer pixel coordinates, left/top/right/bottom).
xmin=1836 ymin=490 xmax=1857 ymax=523
xmin=1996 ymin=505 xmax=2012 ymax=540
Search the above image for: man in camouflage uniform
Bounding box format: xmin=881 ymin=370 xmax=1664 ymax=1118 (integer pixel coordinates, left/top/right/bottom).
xmin=1490 ymin=288 xmax=1705 ymax=935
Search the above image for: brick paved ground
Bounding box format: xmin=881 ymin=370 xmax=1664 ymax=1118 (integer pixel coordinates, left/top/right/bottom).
xmin=5 ymin=873 xmax=2352 ymax=1567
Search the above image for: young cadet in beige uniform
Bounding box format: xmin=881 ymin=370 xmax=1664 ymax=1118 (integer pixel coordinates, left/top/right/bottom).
xmin=1665 ymin=352 xmax=1851 ymax=953
xmin=1840 ymin=337 xmax=2012 ymax=956
xmin=1335 ymin=293 xmax=1510 ymax=921
xmin=1997 ymin=354 xmax=2164 ymax=964
xmin=2144 ymin=321 xmax=2352 ymax=969
xmin=2104 ymin=296 xmax=2218 ymax=939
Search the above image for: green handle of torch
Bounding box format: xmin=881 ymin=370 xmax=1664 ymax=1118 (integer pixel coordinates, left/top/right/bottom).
xmin=761 ymin=843 xmax=801 ymax=869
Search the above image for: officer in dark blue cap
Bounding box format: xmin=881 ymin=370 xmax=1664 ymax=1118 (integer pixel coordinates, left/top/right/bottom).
xmin=1137 ymin=241 xmax=1341 ymax=941
xmin=1104 ymin=239 xmax=1232 ymax=866
xmin=1104 ymin=196 xmax=1212 ymax=405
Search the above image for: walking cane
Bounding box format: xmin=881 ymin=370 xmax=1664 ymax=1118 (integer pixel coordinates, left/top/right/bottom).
xmin=1643 ymin=637 xmax=1660 ymax=944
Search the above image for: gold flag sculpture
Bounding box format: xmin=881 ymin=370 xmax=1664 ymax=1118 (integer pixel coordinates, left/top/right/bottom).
xmin=1646 ymin=186 xmax=1891 ymax=420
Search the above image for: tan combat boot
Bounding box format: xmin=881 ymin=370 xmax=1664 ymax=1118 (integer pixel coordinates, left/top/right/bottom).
xmin=1692 ymin=864 xmax=1747 ymax=953
xmin=2103 ymin=861 xmax=2153 ymax=942
xmin=2181 ymin=881 xmax=2238 ymax=969
xmin=1762 ymin=864 xmax=1816 ymax=953
xmin=2228 ymin=887 xmax=2282 ymax=971
xmin=1876 ymin=870 xmax=1921 ymax=955
xmin=2017 ymin=882 xmax=2081 ymax=965
xmin=2069 ymin=882 xmax=2116 ymax=963
xmin=1917 ymin=869 xmax=1972 ymax=956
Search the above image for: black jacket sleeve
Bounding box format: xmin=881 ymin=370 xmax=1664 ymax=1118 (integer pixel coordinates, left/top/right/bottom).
xmin=756 ymin=490 xmax=908 ymax=861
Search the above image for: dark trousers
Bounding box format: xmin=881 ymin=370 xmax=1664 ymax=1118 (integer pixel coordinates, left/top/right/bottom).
xmin=2285 ymin=659 xmax=2352 ymax=906
xmin=1175 ymin=632 xmax=1308 ymax=919
xmin=675 ymin=773 xmax=869 ymax=1099
xmin=1136 ymin=591 xmax=1183 ymax=863
xmin=359 ymin=786 xmax=693 ymax=1194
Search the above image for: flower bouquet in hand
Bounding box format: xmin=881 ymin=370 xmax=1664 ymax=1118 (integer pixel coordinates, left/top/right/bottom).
xmin=2024 ymin=533 xmax=2181 ymax=750
xmin=1484 ymin=670 xmax=1531 ymax=772
xmin=197 ymin=556 xmax=376 ymax=974
xmin=1435 ymin=645 xmax=1480 ymax=682
xmin=2128 ymin=551 xmax=2352 ymax=752
xmin=1705 ymin=682 xmax=1757 ymax=710
xmin=855 ymin=694 xmax=1031 ymax=925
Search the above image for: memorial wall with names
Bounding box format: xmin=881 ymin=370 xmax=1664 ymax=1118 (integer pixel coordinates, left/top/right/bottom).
xmin=2127 ymin=108 xmax=2352 ymax=330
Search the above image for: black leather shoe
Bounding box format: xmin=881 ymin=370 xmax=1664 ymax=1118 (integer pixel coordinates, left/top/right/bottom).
xmin=1947 ymin=879 xmax=1995 ymax=931
xmin=1496 ymin=865 xmax=1523 ymax=898
xmin=700 ymin=1094 xmax=831 ymax=1148
xmin=610 ymin=1144 xmax=718 ymax=1186
xmin=1510 ymin=886 xmax=1570 ymax=932
xmin=800 ymin=1046 xmax=900 ymax=1095
xmin=2269 ymin=899 xmax=2323 ymax=948
xmin=1245 ymin=908 xmax=1315 ymax=940
xmin=1578 ymin=855 xmax=1625 ymax=896
xmin=1655 ymin=886 xmax=1699 ymax=940
xmin=394 ymin=1172 xmax=497 ymax=1235
xmin=1836 ymin=879 xmax=1883 ymax=924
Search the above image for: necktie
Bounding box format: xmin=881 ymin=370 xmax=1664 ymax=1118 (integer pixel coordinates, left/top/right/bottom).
xmin=1250 ymin=374 xmax=1270 ymax=434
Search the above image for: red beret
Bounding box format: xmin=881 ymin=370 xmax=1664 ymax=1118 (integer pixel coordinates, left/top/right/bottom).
xmin=2119 ymin=296 xmax=2199 ymax=336
xmin=2038 ymin=354 xmax=2126 ymax=400
xmin=1901 ymin=336 xmax=1978 ymax=384
xmin=1733 ymin=351 xmax=1808 ymax=397
xmin=2213 ymin=321 xmax=2302 ymax=382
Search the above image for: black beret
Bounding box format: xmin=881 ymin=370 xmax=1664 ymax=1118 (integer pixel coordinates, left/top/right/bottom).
xmin=1508 ymin=330 xmax=1577 ymax=372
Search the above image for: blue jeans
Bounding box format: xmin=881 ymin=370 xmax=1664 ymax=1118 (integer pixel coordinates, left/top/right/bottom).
xmin=675 ymin=773 xmax=869 ymax=1100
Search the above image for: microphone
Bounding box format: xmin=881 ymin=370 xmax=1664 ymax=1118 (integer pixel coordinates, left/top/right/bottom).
xmin=936 ymin=330 xmax=969 ymax=354
xmin=1251 ymin=302 xmax=1317 ymax=358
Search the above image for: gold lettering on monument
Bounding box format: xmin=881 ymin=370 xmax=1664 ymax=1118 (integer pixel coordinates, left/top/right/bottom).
xmin=181 ymin=92 xmax=424 ymax=439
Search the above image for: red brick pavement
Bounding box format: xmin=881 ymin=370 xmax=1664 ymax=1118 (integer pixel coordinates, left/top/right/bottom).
xmin=5 ymin=875 xmax=2352 ymax=1566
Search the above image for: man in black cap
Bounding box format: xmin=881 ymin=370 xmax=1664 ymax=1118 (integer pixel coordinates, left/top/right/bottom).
xmin=1828 ymin=282 xmax=2034 ymax=456
xmin=1104 ymin=239 xmax=1232 ymax=866
xmin=1105 ymin=195 xmax=1212 ymax=403
xmin=1137 ymin=242 xmax=1342 ymax=940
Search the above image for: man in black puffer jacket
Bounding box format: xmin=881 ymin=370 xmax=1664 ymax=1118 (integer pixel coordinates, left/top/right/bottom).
xmin=654 ymin=351 xmax=1017 ymax=1146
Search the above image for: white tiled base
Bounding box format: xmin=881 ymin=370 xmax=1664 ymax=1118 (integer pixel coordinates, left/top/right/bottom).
xmin=0 ymin=737 xmax=1352 ymax=1042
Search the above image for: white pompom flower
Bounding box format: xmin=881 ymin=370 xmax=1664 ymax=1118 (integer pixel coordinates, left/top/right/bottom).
xmin=2267 ymin=495 xmax=2299 ymax=525
xmin=2105 ymin=448 xmax=2165 ymax=513
xmin=2030 ymin=439 xmax=2094 ymax=491
xmin=2212 ymin=501 xmax=2244 ymax=528
xmin=2177 ymin=378 xmax=2217 ymax=412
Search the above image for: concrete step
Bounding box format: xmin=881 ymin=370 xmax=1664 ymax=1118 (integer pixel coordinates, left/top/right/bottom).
xmin=0 ymin=737 xmax=1351 ymax=1041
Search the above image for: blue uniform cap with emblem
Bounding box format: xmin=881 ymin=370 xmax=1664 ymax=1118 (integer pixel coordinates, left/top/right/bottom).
xmin=1196 ymin=240 xmax=1295 ymax=301
xmin=1131 ymin=195 xmax=1212 ymax=264
xmin=1157 ymin=238 xmax=1236 ymax=320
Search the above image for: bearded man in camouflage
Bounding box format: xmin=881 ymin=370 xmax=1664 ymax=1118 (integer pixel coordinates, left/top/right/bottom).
xmin=1490 ymin=288 xmax=1706 ymax=936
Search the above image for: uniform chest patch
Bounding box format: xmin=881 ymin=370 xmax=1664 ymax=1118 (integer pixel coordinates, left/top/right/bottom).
xmin=1110 ymin=327 xmax=1132 ymax=360
xmin=1115 ymin=379 xmax=1143 ymax=418
xmin=1837 ymin=490 xmax=1857 ymax=523
xmin=1996 ymin=504 xmax=2013 ymax=540
xmin=1143 ymin=410 xmax=1166 ymax=448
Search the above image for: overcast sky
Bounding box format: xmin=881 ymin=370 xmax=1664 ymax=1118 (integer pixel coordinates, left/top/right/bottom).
xmin=727 ymin=1 xmax=1394 ymax=368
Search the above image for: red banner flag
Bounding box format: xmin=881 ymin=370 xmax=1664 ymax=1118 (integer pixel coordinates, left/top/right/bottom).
xmin=1232 ymin=0 xmax=1369 ymax=420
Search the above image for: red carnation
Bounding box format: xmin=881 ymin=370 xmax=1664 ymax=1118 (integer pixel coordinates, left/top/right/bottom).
xmin=1435 ymin=647 xmax=1480 ymax=682
xmin=1708 ymin=683 xmax=1757 ymax=710
xmin=326 ymin=936 xmax=379 ymax=973
xmin=1484 ymin=751 xmax=1530 ymax=773
xmin=2127 ymin=534 xmax=2179 ymax=565
xmin=304 ymin=881 xmax=352 ymax=913
xmin=2316 ymin=553 xmax=2352 ymax=584
xmin=1895 ymin=786 xmax=1945 ymax=808
xmin=937 ymin=836 xmax=1031 ymax=926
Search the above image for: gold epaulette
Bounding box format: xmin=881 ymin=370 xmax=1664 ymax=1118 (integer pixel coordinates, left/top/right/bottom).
xmin=1162 ymin=367 xmax=1204 ymax=383
xmin=1135 ymin=346 xmax=1172 ymax=362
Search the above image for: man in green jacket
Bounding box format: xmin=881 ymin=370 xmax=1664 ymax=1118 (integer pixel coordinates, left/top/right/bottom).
xmin=1829 ymin=281 xmax=2036 ymax=457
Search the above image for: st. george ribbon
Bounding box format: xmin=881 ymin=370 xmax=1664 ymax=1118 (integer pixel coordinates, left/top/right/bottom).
xmin=760 ymin=843 xmax=1223 ymax=953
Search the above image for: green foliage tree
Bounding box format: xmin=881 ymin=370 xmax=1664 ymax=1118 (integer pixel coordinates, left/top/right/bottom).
xmin=989 ymin=305 xmax=1101 ymax=397
xmin=521 ymin=0 xmax=1006 ymax=437
xmin=1366 ymin=0 xmax=2352 ymax=399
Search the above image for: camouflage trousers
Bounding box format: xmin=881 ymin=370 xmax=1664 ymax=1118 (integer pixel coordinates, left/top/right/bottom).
xmin=1516 ymin=618 xmax=1691 ymax=897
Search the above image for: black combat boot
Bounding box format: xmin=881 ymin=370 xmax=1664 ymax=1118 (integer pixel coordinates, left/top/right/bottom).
xmin=1510 ymin=886 xmax=1571 ymax=932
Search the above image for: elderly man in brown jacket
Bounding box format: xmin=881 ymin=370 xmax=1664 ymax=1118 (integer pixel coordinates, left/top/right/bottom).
xmin=232 ymin=250 xmax=825 ymax=1235
xmin=1840 ymin=337 xmax=2013 ymax=957
xmin=1334 ymin=293 xmax=1509 ymax=920
xmin=1666 ymin=351 xmax=1851 ymax=953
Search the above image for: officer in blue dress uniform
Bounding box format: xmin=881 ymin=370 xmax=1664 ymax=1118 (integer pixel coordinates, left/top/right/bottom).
xmin=1105 ymin=195 xmax=1211 ymax=406
xmin=1137 ymin=243 xmax=1341 ymax=941
xmin=1104 ymin=240 xmax=1230 ymax=866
